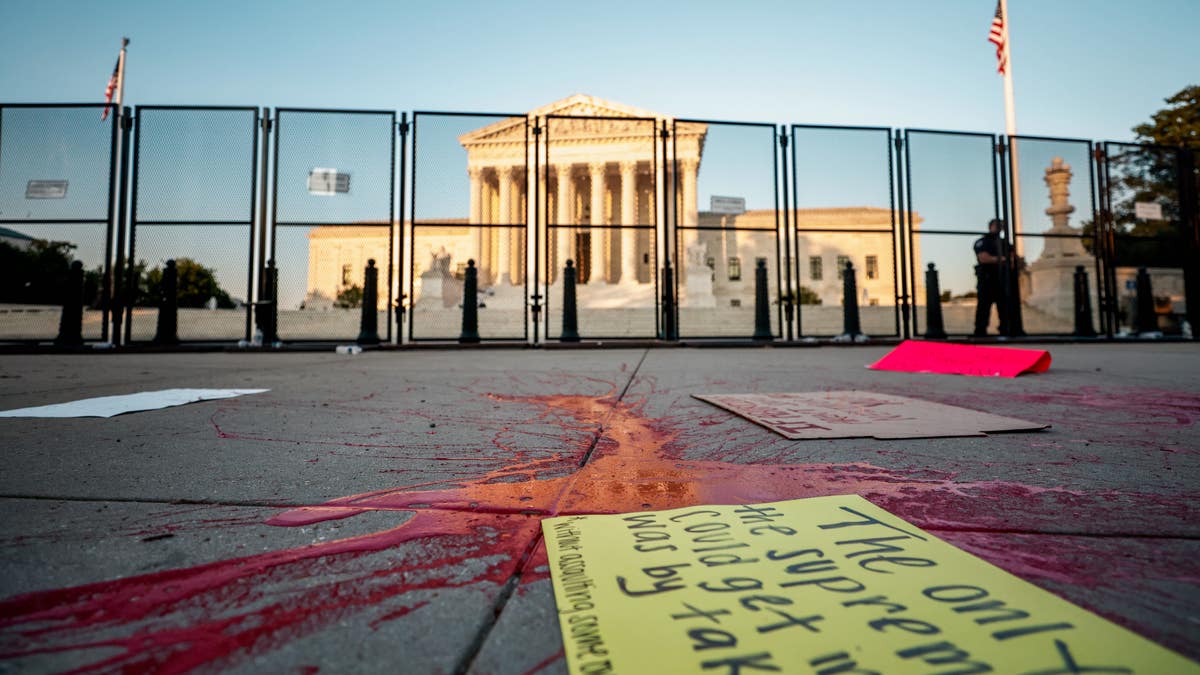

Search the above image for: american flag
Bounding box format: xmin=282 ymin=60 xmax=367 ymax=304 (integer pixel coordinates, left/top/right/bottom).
xmin=988 ymin=1 xmax=1008 ymax=75
xmin=101 ymin=56 xmax=119 ymax=121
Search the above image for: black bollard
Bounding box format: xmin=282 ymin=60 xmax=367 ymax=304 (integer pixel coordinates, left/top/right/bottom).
xmin=1073 ymin=265 xmax=1097 ymax=337
xmin=459 ymin=259 xmax=481 ymax=343
xmin=1135 ymin=267 xmax=1157 ymax=334
xmin=752 ymin=259 xmax=772 ymax=341
xmin=560 ymin=260 xmax=580 ymax=342
xmin=54 ymin=261 xmax=85 ymax=347
xmin=262 ymin=259 xmax=279 ymax=345
xmin=923 ymin=263 xmax=947 ymax=339
xmin=357 ymin=259 xmax=380 ymax=345
xmin=153 ymin=259 xmax=179 ymax=345
xmin=839 ymin=260 xmax=863 ymax=340
xmin=662 ymin=263 xmax=677 ymax=341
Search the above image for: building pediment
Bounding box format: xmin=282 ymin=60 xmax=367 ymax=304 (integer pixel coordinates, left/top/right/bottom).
xmin=459 ymin=94 xmax=697 ymax=148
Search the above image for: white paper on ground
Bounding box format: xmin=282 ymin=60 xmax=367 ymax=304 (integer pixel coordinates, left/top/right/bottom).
xmin=0 ymin=388 xmax=268 ymax=418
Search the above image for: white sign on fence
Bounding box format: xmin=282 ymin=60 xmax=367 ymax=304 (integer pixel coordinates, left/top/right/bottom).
xmin=1134 ymin=201 xmax=1163 ymax=220
xmin=307 ymin=168 xmax=351 ymax=196
xmin=25 ymin=180 xmax=68 ymax=199
xmin=710 ymin=195 xmax=746 ymax=214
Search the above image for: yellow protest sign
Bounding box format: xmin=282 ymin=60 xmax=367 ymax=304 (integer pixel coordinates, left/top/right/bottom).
xmin=542 ymin=495 xmax=1198 ymax=674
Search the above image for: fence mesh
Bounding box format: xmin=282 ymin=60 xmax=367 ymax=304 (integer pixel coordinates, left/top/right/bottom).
xmin=128 ymin=107 xmax=257 ymax=342
xmin=0 ymin=105 xmax=116 ymax=341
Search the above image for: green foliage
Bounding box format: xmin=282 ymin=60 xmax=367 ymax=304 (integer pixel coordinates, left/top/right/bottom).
xmin=797 ymin=285 xmax=822 ymax=305
xmin=1082 ymin=85 xmax=1198 ymax=266
xmin=335 ymin=284 xmax=363 ymax=309
xmin=134 ymin=258 xmax=234 ymax=308
xmin=1133 ymin=85 xmax=1200 ymax=150
xmin=1 ymin=239 xmax=75 ymax=305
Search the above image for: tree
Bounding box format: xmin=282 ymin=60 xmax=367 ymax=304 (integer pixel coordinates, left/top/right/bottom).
xmin=134 ymin=258 xmax=235 ymax=308
xmin=1133 ymin=85 xmax=1200 ymax=150
xmin=1083 ymin=85 xmax=1198 ymax=266
xmin=335 ymin=284 xmax=363 ymax=309
xmin=0 ymin=239 xmax=76 ymax=305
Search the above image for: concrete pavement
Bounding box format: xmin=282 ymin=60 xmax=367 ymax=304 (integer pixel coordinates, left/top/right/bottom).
xmin=0 ymin=343 xmax=1196 ymax=673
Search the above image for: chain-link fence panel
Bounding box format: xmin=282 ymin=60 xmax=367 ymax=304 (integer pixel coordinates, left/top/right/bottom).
xmin=793 ymin=125 xmax=900 ymax=337
xmin=1101 ymin=142 xmax=1195 ymax=336
xmin=904 ymin=129 xmax=1000 ymax=337
xmin=543 ymin=114 xmax=658 ymax=340
xmin=675 ymin=120 xmax=779 ymax=339
xmin=272 ymin=109 xmax=395 ymax=341
xmin=0 ymin=104 xmax=118 ymax=342
xmin=411 ymin=112 xmax=528 ymax=341
xmin=127 ymin=106 xmax=258 ymax=343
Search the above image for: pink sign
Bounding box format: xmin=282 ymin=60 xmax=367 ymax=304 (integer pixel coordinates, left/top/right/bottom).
xmin=868 ymin=340 xmax=1051 ymax=378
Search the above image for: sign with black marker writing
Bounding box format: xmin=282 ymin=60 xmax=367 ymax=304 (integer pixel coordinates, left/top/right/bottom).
xmin=542 ymin=495 xmax=1197 ymax=674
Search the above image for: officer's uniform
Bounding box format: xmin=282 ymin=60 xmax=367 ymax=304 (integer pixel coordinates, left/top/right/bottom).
xmin=973 ymin=233 xmax=1008 ymax=336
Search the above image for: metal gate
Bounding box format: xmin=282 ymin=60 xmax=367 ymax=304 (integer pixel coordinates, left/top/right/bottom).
xmin=540 ymin=114 xmax=661 ymax=341
xmin=408 ymin=111 xmax=529 ymax=342
xmin=0 ymin=104 xmax=121 ymax=343
xmin=126 ymin=106 xmax=258 ymax=343
xmin=270 ymin=108 xmax=396 ymax=342
xmin=902 ymin=129 xmax=1006 ymax=338
xmin=792 ymin=125 xmax=903 ymax=338
xmin=673 ymin=119 xmax=781 ymax=339
xmin=1098 ymin=142 xmax=1199 ymax=337
xmin=1006 ymin=135 xmax=1102 ymax=336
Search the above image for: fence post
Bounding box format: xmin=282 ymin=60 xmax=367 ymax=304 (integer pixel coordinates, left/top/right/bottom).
xmin=1073 ymin=265 xmax=1097 ymax=337
xmin=357 ymin=259 xmax=380 ymax=345
xmin=459 ymin=259 xmax=480 ymax=344
xmin=923 ymin=263 xmax=947 ymax=339
xmin=561 ymin=260 xmax=580 ymax=342
xmin=54 ymin=261 xmax=85 ymax=347
xmin=153 ymin=259 xmax=179 ymax=345
xmin=662 ymin=263 xmax=677 ymax=341
xmin=255 ymin=259 xmax=279 ymax=345
xmin=1135 ymin=267 xmax=1157 ymax=335
xmin=753 ymin=259 xmax=772 ymax=341
xmin=838 ymin=260 xmax=863 ymax=341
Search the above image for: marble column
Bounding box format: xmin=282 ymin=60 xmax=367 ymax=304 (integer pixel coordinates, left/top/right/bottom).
xmin=555 ymin=165 xmax=574 ymax=282
xmin=588 ymin=162 xmax=607 ymax=284
xmin=468 ymin=166 xmax=483 ymax=224
xmin=619 ymin=161 xmax=638 ymax=284
xmin=680 ymin=158 xmax=698 ymax=228
xmin=497 ymin=166 xmax=513 ymax=284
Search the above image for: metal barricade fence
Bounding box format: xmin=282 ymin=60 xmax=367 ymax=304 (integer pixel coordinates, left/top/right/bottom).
xmin=792 ymin=125 xmax=902 ymax=338
xmin=540 ymin=114 xmax=662 ymax=341
xmin=126 ymin=106 xmax=258 ymax=343
xmin=673 ymin=119 xmax=781 ymax=340
xmin=409 ymin=112 xmax=529 ymax=342
xmin=903 ymin=129 xmax=1003 ymax=338
xmin=5 ymin=100 xmax=1196 ymax=346
xmin=0 ymin=104 xmax=120 ymax=343
xmin=270 ymin=108 xmax=396 ymax=342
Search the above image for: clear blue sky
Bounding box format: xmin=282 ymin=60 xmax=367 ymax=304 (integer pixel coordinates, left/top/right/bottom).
xmin=1 ymin=0 xmax=1196 ymax=140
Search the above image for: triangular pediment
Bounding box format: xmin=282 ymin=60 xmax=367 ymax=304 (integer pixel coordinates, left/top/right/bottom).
xmin=459 ymin=94 xmax=669 ymax=147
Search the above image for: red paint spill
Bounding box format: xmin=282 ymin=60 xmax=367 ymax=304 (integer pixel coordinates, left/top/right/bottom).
xmin=3 ymin=386 xmax=1196 ymax=670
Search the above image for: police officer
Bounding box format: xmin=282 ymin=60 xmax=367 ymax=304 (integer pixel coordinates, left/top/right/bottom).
xmin=973 ymin=218 xmax=1010 ymax=336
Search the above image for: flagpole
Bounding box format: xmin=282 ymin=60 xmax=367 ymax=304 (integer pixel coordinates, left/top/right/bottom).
xmin=999 ymin=0 xmax=1022 ymax=256
xmin=109 ymin=37 xmax=129 ymax=345
xmin=116 ymin=38 xmax=129 ymax=110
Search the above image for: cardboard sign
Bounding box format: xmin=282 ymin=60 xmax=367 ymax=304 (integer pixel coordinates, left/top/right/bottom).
xmin=693 ymin=391 xmax=1046 ymax=439
xmin=543 ymin=496 xmax=1198 ymax=675
xmin=868 ymin=340 xmax=1051 ymax=377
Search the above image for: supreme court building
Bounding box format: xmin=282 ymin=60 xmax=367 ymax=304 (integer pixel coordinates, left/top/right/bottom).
xmin=302 ymin=95 xmax=917 ymax=318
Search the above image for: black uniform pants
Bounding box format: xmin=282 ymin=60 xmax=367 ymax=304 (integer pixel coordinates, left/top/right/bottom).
xmin=974 ymin=268 xmax=1006 ymax=336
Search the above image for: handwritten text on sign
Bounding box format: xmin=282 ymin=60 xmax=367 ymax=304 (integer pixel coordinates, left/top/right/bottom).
xmin=543 ymin=496 xmax=1197 ymax=674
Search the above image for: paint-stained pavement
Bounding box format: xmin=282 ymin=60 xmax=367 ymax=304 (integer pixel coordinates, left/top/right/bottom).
xmin=0 ymin=343 xmax=1196 ymax=673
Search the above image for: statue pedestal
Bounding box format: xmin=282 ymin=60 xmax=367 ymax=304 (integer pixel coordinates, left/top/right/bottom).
xmin=682 ymin=270 xmax=717 ymax=308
